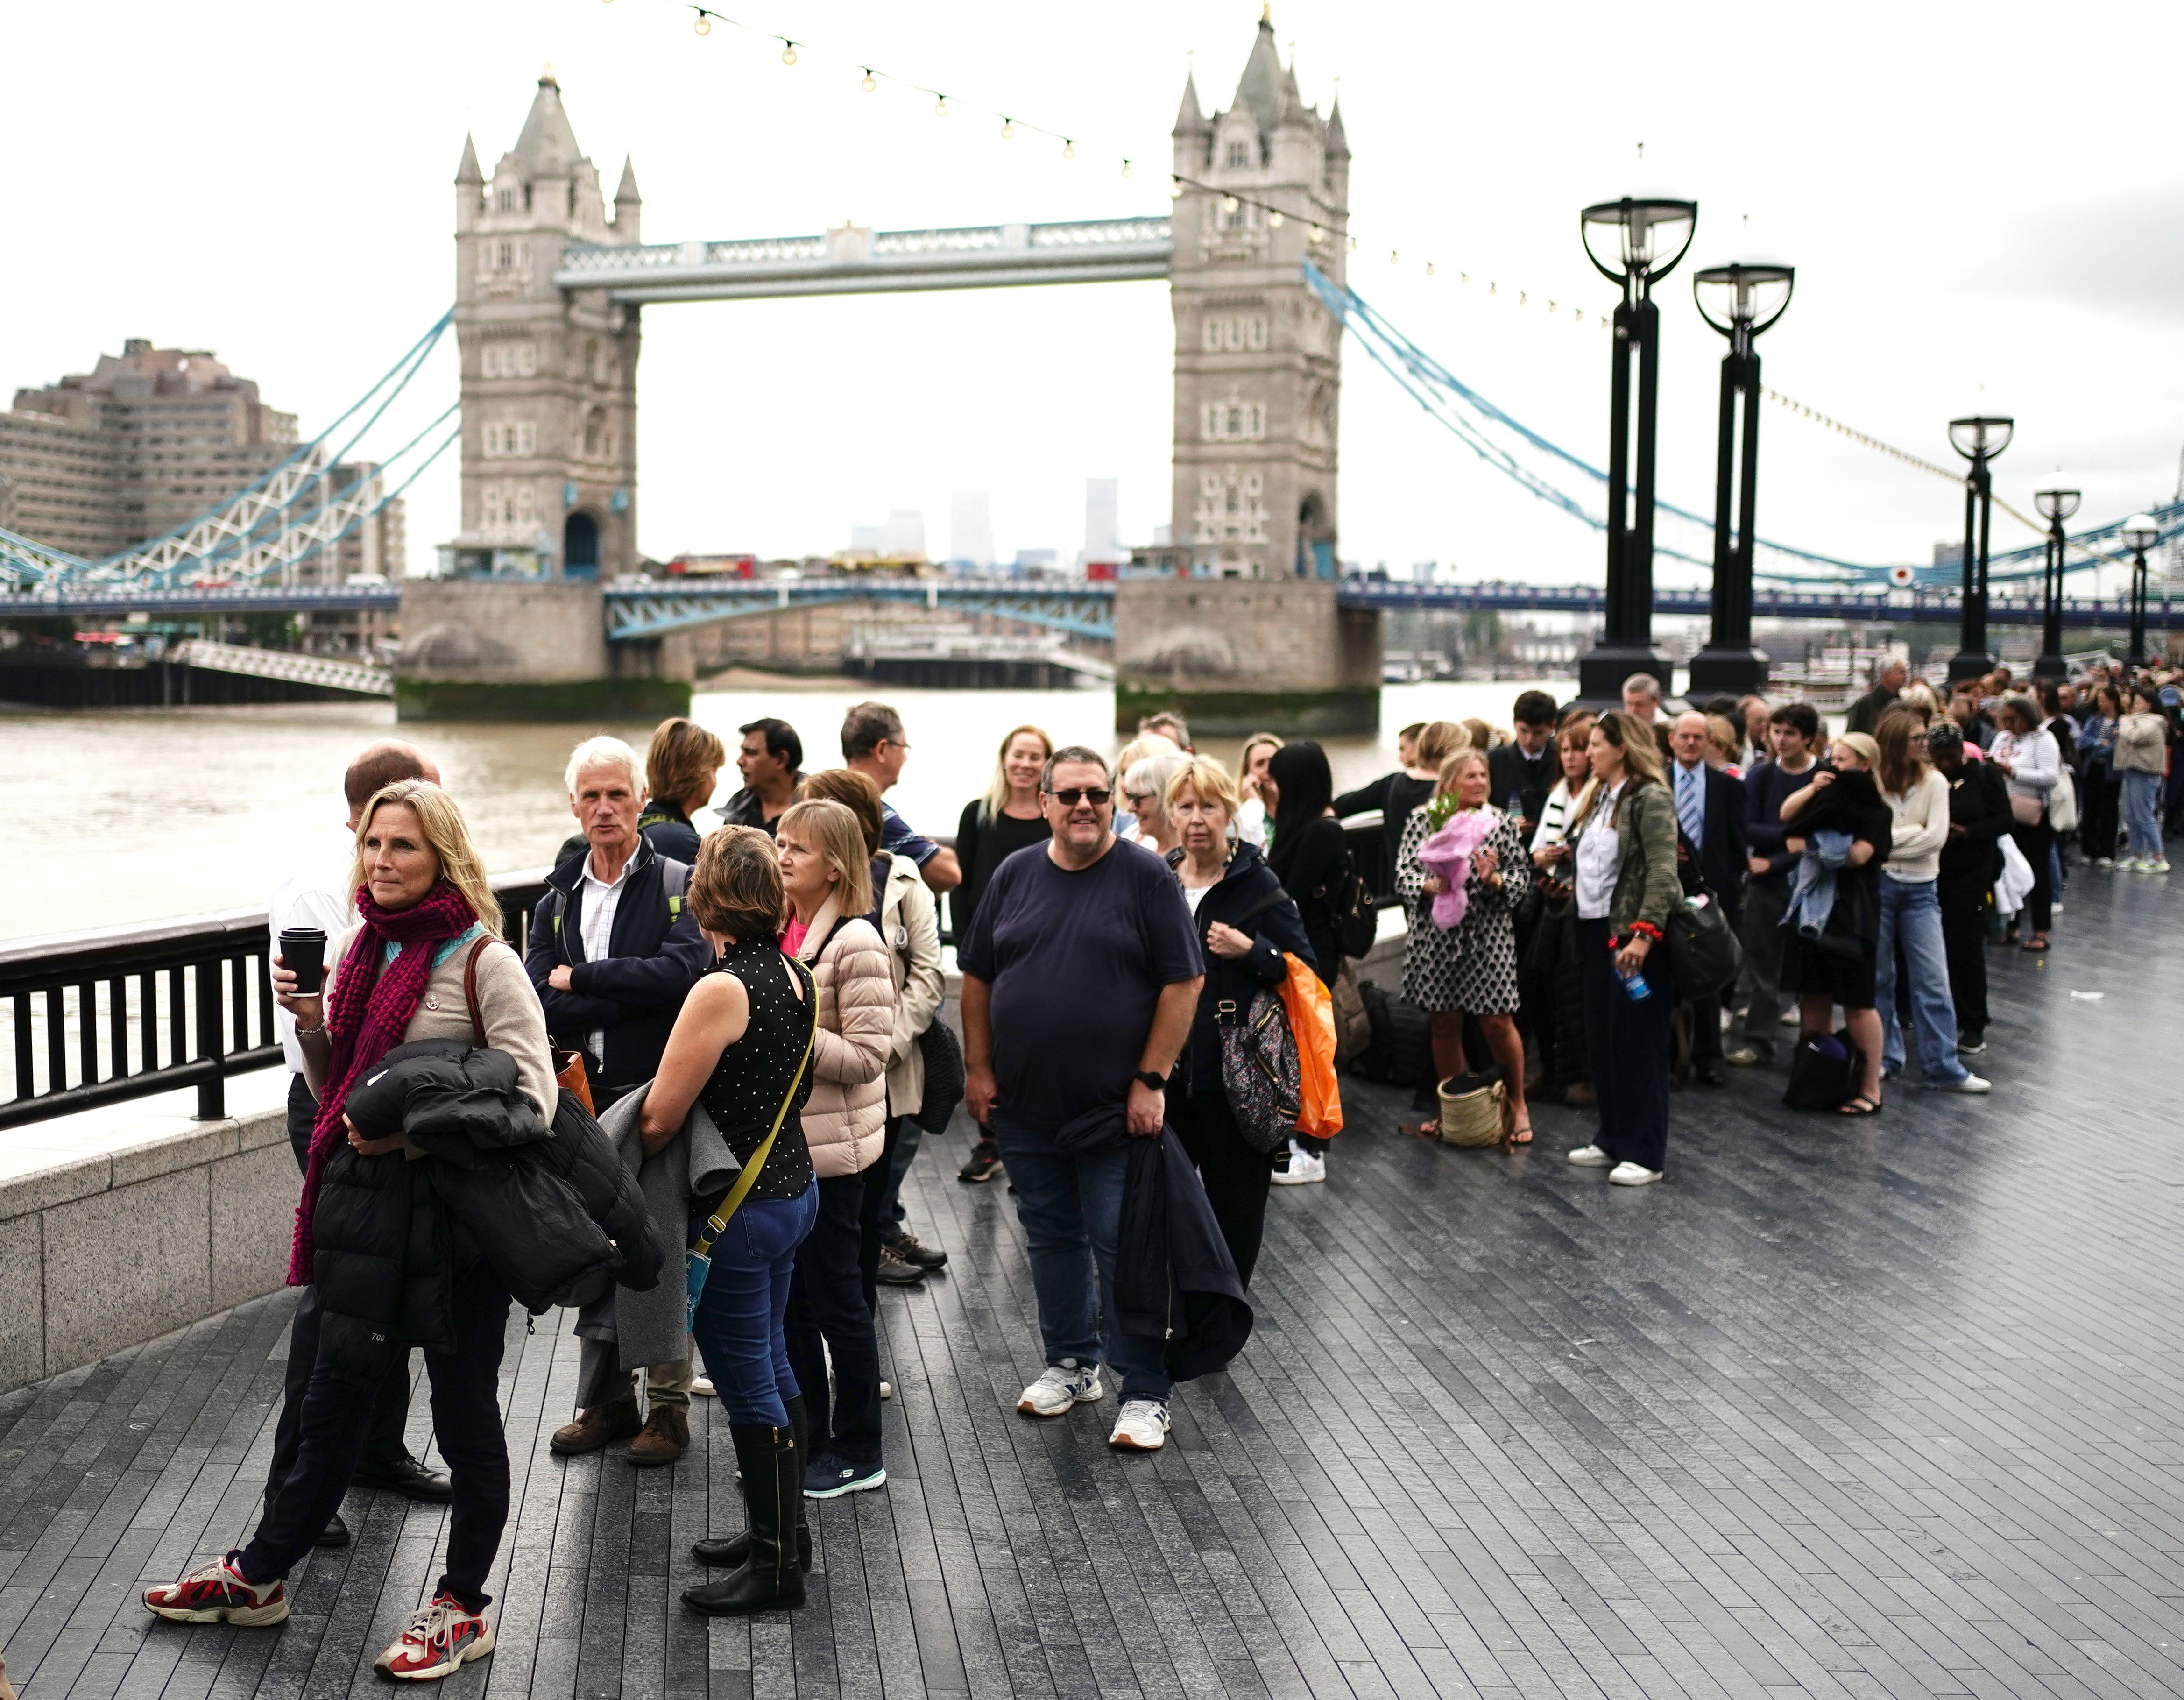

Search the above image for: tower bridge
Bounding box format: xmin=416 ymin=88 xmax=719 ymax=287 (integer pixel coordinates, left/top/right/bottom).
xmin=404 ymin=17 xmax=1371 ymax=727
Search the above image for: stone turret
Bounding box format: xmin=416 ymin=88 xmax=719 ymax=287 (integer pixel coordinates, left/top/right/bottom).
xmin=447 ymin=68 xmax=641 ymax=585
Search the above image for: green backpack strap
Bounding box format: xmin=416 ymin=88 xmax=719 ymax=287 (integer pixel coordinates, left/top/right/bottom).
xmin=661 ymin=856 xmax=690 ymax=924
xmin=689 ymin=959 xmax=819 ymax=1256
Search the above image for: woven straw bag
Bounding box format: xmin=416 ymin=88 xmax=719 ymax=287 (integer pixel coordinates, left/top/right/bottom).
xmin=1436 ymin=1075 xmax=1506 ymax=1148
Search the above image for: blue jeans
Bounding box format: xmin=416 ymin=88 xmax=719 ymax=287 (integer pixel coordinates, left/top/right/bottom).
xmin=2123 ymin=772 xmax=2164 ymax=861
xmin=1876 ymin=879 xmax=1968 ymax=1085
xmin=692 ymin=1179 xmax=818 ymax=1428
xmin=994 ymin=1123 xmax=1173 ymax=1403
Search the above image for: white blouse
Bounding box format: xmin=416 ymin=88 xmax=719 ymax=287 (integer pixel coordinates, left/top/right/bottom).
xmin=1573 ymin=782 xmax=1624 ymax=920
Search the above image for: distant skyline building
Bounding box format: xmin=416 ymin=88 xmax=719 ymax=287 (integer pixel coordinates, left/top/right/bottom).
xmin=950 ymin=490 xmax=994 ymax=568
xmin=848 ymin=522 xmax=883 ymax=553
xmin=1081 ymin=477 xmax=1120 ymax=572
xmin=881 ymin=508 xmax=926 ymax=558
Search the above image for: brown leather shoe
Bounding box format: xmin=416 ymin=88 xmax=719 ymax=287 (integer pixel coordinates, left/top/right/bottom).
xmin=625 ymin=1405 xmax=689 ymax=1467
xmin=550 ymin=1397 xmax=642 ymax=1457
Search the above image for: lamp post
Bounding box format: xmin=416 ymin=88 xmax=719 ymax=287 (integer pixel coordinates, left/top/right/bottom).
xmin=1945 ymin=415 xmax=2013 ymax=682
xmin=2122 ymin=512 xmax=2160 ymax=667
xmin=2031 ymin=487 xmax=2079 ymax=680
xmin=1688 ymin=262 xmax=1794 ymax=696
xmin=1576 ymin=196 xmax=1697 ymax=704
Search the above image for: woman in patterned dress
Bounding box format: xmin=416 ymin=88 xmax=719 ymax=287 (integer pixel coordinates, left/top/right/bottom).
xmin=1395 ymin=749 xmax=1534 ymax=1141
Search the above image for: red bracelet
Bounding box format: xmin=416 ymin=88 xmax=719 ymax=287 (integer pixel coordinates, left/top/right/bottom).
xmin=1625 ymin=921 xmax=1663 ymax=942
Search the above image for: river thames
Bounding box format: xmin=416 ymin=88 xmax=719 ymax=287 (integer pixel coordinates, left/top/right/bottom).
xmin=5 ymin=677 xmax=1569 ymax=939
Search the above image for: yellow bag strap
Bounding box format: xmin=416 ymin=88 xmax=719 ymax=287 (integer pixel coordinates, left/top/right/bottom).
xmin=691 ymin=959 xmax=819 ymax=1256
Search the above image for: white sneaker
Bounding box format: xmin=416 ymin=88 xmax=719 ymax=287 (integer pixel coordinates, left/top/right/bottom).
xmin=1607 ymin=1162 xmax=1663 ymax=1186
xmin=1935 ymin=1073 xmax=1992 ymax=1094
xmin=1270 ymin=1149 xmax=1325 ymax=1186
xmin=880 ymin=1380 xmax=893 ymax=1401
xmin=2154 ymin=861 xmax=2173 ymax=874
xmin=1566 ymin=1145 xmax=1613 ymax=1167
xmin=1108 ymin=1399 xmax=1171 ymax=1452
xmin=1778 ymin=1007 xmax=1802 ymax=1027
xmin=2096 ymin=857 xmax=2113 ymax=870
xmin=1017 ymin=1360 xmax=1103 ymax=1417
xmin=691 ymin=1376 xmax=717 ymax=1398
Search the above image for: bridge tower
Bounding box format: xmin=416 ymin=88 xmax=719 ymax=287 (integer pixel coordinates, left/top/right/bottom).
xmin=448 ymin=67 xmax=641 ymax=582
xmin=1118 ymin=11 xmax=1378 ymax=734
xmin=1167 ymin=12 xmax=1348 ymax=581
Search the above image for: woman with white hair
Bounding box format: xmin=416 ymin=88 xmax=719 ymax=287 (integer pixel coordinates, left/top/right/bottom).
xmin=1122 ymin=747 xmax=1189 ymax=857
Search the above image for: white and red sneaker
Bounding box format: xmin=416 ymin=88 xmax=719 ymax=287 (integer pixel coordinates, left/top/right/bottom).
xmin=143 ymin=1554 xmax=289 ymax=1626
xmin=374 ymin=1592 xmax=496 ymax=1682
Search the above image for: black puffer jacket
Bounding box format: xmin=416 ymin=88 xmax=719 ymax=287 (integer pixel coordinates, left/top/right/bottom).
xmin=314 ymin=1041 xmax=663 ymax=1382
xmin=1163 ymin=841 xmax=1317 ymax=1094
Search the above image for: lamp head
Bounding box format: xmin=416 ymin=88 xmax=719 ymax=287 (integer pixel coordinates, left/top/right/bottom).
xmin=1693 ymin=262 xmax=1795 ymax=340
xmin=2122 ymin=513 xmax=2160 ymax=552
xmin=2033 ymin=489 xmax=2081 ymax=524
xmin=1947 ymin=416 xmax=2014 ymax=463
xmin=1580 ymin=197 xmax=1698 ymax=291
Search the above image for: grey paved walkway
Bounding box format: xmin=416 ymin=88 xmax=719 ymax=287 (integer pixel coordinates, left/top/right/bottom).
xmin=5 ymin=869 xmax=2182 ymax=1700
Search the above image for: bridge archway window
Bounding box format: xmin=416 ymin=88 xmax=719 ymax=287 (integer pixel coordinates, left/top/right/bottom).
xmin=1202 ymin=314 xmax=1269 ymax=353
xmin=564 ymin=511 xmax=601 ymax=580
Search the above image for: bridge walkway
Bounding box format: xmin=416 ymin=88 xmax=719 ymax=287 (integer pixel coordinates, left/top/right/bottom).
xmin=2 ymin=871 xmax=2178 ymax=1699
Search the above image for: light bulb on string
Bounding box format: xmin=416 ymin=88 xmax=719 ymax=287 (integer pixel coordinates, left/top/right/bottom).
xmin=1424 ymin=261 xmax=1434 ymax=276
xmin=1309 ymin=224 xmax=1322 ymax=243
xmin=1389 ymin=250 xmax=1399 ymax=265
xmin=1000 ymin=118 xmax=1014 ymax=139
xmin=1267 ymin=208 xmax=1283 ymax=227
xmin=861 ymin=68 xmax=876 ymax=92
xmin=934 ymin=94 xmax=949 ymax=115
xmin=1222 ymin=194 xmax=1239 ymax=213
xmin=1346 ymin=235 xmax=1357 ymax=252
xmin=780 ymin=41 xmax=797 ymax=64
xmin=1061 ymin=139 xmax=1075 ymax=159
xmin=1121 ymin=159 xmax=1132 ymax=178
xmin=693 ymin=10 xmax=711 ymax=35
xmin=1169 ymin=177 xmax=1184 ymax=199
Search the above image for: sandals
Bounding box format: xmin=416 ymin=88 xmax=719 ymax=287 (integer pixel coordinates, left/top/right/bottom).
xmin=1838 ymin=1094 xmax=1883 ymax=1117
xmin=2021 ymin=935 xmax=2050 ymax=953
xmin=1406 ymin=1119 xmax=1441 ymax=1140
xmin=1505 ymin=1122 xmax=1534 ymax=1147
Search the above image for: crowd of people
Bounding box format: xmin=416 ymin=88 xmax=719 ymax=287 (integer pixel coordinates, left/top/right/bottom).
xmin=138 ymin=657 xmax=2180 ymax=1670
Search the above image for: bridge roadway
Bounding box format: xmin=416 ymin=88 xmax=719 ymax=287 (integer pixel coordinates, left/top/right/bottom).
xmin=17 ymin=576 xmax=2183 ymax=641
xmin=1 ymin=871 xmax=2177 ymax=1699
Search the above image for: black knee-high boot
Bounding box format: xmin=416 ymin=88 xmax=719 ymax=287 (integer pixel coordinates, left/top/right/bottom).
xmin=682 ymin=1423 xmax=804 ymax=1615
xmin=691 ymin=1393 xmax=812 ymax=1571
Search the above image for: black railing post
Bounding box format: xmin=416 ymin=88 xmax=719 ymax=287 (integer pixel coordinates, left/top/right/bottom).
xmin=194 ymin=957 xmax=224 ymax=1121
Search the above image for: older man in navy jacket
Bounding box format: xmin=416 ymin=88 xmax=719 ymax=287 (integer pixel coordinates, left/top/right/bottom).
xmin=527 ymin=735 xmax=712 ymax=1467
xmin=1668 ymin=712 xmax=1748 ymax=1085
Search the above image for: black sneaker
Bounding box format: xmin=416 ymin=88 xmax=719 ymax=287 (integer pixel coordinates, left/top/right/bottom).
xmin=883 ymin=1229 xmax=948 ymax=1270
xmin=875 ymin=1244 xmax=926 ymax=1286
xmin=957 ymin=1139 xmax=1003 ymax=1183
xmin=1957 ymin=1031 xmax=1987 ymax=1056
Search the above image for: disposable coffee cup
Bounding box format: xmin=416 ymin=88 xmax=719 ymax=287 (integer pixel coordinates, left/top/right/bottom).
xmin=279 ymin=927 xmax=327 ymax=993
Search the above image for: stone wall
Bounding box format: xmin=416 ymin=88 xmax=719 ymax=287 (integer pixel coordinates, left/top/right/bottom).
xmin=394 ymin=578 xmax=690 ymax=721
xmin=0 ymin=1104 xmax=294 ymax=1394
xmin=1113 ymin=578 xmax=1381 ymax=734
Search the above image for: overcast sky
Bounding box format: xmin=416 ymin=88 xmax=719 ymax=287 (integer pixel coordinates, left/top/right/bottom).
xmin=7 ymin=0 xmax=2181 ymax=594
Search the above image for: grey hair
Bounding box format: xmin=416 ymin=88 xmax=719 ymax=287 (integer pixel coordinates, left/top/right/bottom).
xmin=1621 ymin=672 xmax=1662 ymax=701
xmin=1122 ymin=751 xmax=1188 ymax=819
xmin=1041 ymin=744 xmax=1112 ymax=791
xmin=565 ymin=735 xmax=645 ymax=796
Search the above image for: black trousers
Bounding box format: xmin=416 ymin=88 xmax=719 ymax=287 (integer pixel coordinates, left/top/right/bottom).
xmin=1166 ymin=1082 xmax=1271 ymax=1290
xmin=1577 ymin=918 xmax=1671 ymax=1173
xmin=2009 ymin=819 xmax=2054 ymax=933
xmin=785 ymin=1171 xmax=882 ymax=1466
xmin=242 ymin=1272 xmax=513 ymax=1613
xmin=269 ymin=1075 xmax=414 ymax=1497
xmin=1937 ymin=875 xmax=1990 ymax=1039
xmin=856 ymin=1117 xmax=905 ymax=1317
xmin=2080 ymin=769 xmax=2120 ymax=861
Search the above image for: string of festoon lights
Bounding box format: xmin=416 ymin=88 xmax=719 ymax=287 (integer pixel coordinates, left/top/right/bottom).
xmin=596 ymin=0 xmax=1619 ymax=333
xmin=605 ymin=0 xmax=2096 ymax=555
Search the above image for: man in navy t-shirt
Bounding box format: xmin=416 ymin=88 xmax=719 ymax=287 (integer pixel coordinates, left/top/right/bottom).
xmin=959 ymin=745 xmax=1204 ymax=1453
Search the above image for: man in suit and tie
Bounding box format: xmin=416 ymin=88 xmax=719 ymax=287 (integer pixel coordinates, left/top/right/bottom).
xmin=1668 ymin=712 xmax=1748 ymax=1086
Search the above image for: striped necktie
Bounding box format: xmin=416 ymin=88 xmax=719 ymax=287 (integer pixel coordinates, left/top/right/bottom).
xmin=1677 ymin=764 xmax=1703 ymax=846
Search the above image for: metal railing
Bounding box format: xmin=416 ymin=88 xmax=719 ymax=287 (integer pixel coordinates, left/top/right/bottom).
xmin=0 ymin=871 xmax=550 ymax=1132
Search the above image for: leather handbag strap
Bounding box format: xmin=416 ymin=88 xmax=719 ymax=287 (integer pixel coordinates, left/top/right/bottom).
xmin=690 ymin=959 xmax=821 ymax=1257
xmin=462 ymin=934 xmax=490 ymax=1048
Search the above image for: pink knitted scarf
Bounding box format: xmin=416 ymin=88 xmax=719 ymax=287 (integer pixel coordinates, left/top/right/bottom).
xmin=287 ymin=882 xmax=478 ymax=1284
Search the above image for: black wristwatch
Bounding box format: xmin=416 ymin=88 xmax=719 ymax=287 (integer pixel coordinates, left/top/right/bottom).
xmin=1133 ymin=1070 xmax=1166 ymax=1091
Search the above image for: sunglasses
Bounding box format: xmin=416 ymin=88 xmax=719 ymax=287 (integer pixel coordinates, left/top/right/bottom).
xmin=1047 ymin=787 xmax=1113 ymax=807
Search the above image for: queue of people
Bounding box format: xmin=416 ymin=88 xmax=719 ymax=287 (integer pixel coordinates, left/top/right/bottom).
xmin=143 ymin=654 xmax=2176 ymax=1664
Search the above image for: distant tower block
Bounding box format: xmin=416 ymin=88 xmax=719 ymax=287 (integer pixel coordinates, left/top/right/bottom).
xmin=449 ymin=66 xmax=642 ymax=582
xmin=1168 ymin=10 xmax=1349 ymax=582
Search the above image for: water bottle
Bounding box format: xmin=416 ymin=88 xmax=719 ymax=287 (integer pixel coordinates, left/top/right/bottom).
xmin=1617 ymin=957 xmax=1653 ymax=1001
xmin=1507 ymin=791 xmax=1525 ymax=821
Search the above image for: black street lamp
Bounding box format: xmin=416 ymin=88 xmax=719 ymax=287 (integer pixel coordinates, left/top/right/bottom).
xmin=1688 ymin=262 xmax=1794 ymax=697
xmin=2123 ymin=512 xmax=2160 ymax=666
xmin=2031 ymin=487 xmax=2080 ymax=680
xmin=1576 ymin=196 xmax=1697 ymax=704
xmin=1945 ymin=415 xmax=2013 ymax=682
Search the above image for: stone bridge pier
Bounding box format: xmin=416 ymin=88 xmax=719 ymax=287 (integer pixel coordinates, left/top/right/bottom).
xmin=1113 ymin=578 xmax=1379 ymax=736
xmin=393 ymin=579 xmax=690 ymax=720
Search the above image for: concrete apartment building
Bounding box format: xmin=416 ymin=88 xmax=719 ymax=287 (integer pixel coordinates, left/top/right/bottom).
xmin=0 ymin=339 xmax=404 ymax=578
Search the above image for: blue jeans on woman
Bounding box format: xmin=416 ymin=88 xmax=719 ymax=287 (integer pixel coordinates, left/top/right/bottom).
xmin=692 ymin=1179 xmax=819 ymax=1428
xmin=2123 ymin=771 xmax=2165 ymax=862
xmin=1875 ymin=878 xmax=1969 ymax=1085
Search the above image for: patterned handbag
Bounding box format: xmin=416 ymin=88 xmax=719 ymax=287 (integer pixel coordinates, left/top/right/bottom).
xmin=1219 ymin=989 xmax=1302 ymax=1155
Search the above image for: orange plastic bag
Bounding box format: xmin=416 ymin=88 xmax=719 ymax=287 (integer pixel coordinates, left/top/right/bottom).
xmin=1278 ymin=953 xmax=1343 ymax=1138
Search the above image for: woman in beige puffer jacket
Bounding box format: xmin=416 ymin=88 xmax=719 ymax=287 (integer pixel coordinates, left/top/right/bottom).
xmin=774 ymin=799 xmax=896 ymax=1489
